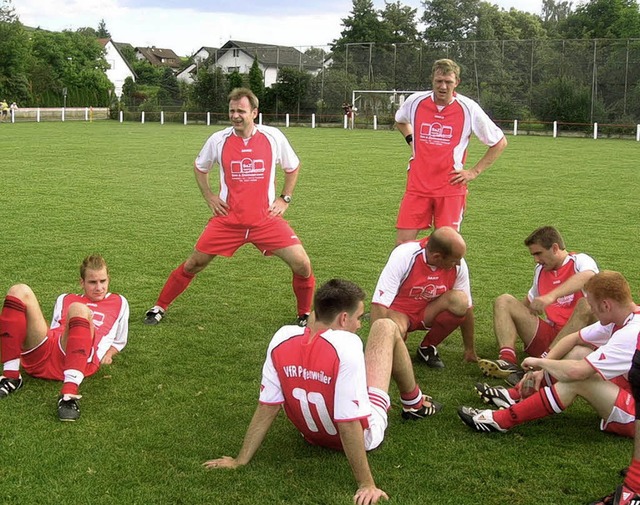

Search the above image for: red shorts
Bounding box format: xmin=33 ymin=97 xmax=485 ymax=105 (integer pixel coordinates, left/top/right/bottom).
xmin=396 ymin=193 xmax=466 ymax=231
xmin=525 ymin=319 xmax=560 ymax=357
xmin=601 ymin=383 xmax=635 ymax=438
xmin=20 ymin=330 xmax=100 ymax=380
xmin=195 ymin=216 xmax=302 ymax=257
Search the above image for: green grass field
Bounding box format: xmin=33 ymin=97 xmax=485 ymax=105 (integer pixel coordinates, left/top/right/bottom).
xmin=0 ymin=121 xmax=639 ymax=504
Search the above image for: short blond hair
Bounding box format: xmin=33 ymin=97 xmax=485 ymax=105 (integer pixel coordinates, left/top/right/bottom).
xmin=432 ymin=59 xmax=461 ymax=80
xmin=228 ymin=87 xmax=259 ymax=110
xmin=80 ymin=255 xmax=108 ymax=280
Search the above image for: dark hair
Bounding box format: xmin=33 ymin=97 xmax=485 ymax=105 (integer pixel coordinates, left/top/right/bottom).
xmin=314 ymin=279 xmax=365 ymax=324
xmin=524 ymin=226 xmax=565 ymax=250
xmin=80 ymin=254 xmax=108 ymax=280
xmin=585 ymin=270 xmax=632 ymax=304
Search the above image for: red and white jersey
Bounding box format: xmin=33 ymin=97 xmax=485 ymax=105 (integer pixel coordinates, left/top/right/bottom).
xmin=580 ymin=311 xmax=640 ymax=381
xmin=194 ymin=125 xmax=300 ymax=227
xmin=371 ymin=237 xmax=472 ymax=315
xmin=50 ymin=293 xmax=129 ymax=361
xmin=395 ymin=91 xmax=504 ymax=197
xmin=528 ymin=253 xmax=599 ymax=328
xmin=259 ymin=325 xmax=371 ymax=451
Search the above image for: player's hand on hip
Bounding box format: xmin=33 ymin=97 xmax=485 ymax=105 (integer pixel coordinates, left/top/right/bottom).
xmin=208 ymin=196 xmax=229 ymax=216
xmin=449 ymin=168 xmax=477 ymax=185
xmin=354 ymin=486 xmax=389 ymax=505
xmin=268 ymin=199 xmax=288 ymax=217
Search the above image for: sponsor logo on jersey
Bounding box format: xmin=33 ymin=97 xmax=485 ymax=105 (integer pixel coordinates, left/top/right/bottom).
xmin=419 ymin=121 xmax=453 ymax=146
xmin=599 ymin=352 xmax=607 ymax=360
xmin=409 ymin=283 xmax=448 ymax=300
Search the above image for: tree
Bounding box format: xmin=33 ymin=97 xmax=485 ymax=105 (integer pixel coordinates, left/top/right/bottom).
xmin=191 ymin=66 xmax=227 ymax=113
xmin=248 ymin=56 xmax=264 ymax=103
xmin=380 ymin=1 xmax=419 ymax=43
xmin=0 ymin=0 xmax=30 ymax=102
xmin=333 ymin=0 xmax=384 ymax=52
xmin=422 ymin=0 xmax=481 ymax=41
xmin=97 ymin=18 xmax=110 ymax=38
xmin=227 ymin=70 xmax=244 ymax=90
xmin=273 ymin=67 xmax=312 ymax=115
xmin=560 ymin=0 xmax=640 ymax=39
xmin=157 ymin=67 xmax=180 ymax=105
xmin=541 ymin=0 xmax=573 ymax=36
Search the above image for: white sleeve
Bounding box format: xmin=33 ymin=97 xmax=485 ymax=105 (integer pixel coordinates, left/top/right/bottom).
xmin=584 ymin=323 xmax=637 ymax=380
xmin=274 ymin=129 xmax=300 ymax=172
xmin=527 ymin=266 xmax=543 ymax=302
xmin=333 ymin=333 xmax=371 ymax=421
xmin=50 ymin=294 xmax=66 ymax=330
xmin=467 ymin=98 xmax=505 ymax=146
xmin=372 ymin=243 xmax=419 ymax=307
xmin=259 ymin=329 xmax=287 ymax=405
xmin=573 ymin=253 xmax=599 ymax=274
xmin=95 ymin=295 xmax=130 ymax=360
xmin=453 ymin=259 xmax=473 ymax=307
xmin=579 ymin=321 xmax=614 ymax=348
xmin=194 ymin=132 xmax=221 ymax=173
xmin=394 ymin=92 xmax=425 ymax=124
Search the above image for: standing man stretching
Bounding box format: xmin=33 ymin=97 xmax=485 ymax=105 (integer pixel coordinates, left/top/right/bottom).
xmin=144 ymin=88 xmax=315 ymax=327
xmin=394 ymin=58 xmax=507 ymax=243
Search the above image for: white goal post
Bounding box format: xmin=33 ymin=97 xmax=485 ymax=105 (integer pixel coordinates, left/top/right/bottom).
xmin=350 ymin=90 xmax=422 ymax=128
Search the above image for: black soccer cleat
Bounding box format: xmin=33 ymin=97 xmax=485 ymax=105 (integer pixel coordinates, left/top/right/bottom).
xmin=417 ymin=345 xmax=445 ymax=369
xmin=0 ymin=375 xmax=23 ymax=398
xmin=478 ymin=358 xmax=523 ymax=379
xmin=457 ymin=406 xmax=506 ymax=433
xmin=295 ymin=314 xmax=309 ymax=327
xmin=58 ymin=394 xmax=81 ymax=422
xmin=144 ymin=306 xmax=165 ymax=325
xmin=474 ymin=382 xmax=517 ymax=409
xmin=401 ymin=394 xmax=443 ymax=420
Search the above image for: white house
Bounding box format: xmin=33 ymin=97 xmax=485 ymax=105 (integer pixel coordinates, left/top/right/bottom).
xmin=216 ymin=40 xmax=323 ymax=87
xmin=98 ymin=38 xmax=136 ymax=98
xmin=177 ymin=46 xmax=219 ymax=84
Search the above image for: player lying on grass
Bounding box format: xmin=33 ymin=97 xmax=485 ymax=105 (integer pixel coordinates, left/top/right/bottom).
xmin=0 ymin=255 xmax=129 ymax=421
xmin=204 ymin=279 xmax=441 ymax=505
xmin=459 ymin=271 xmax=638 ymax=439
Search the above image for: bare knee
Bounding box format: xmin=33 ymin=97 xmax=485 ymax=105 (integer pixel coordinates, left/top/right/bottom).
xmin=442 ymin=290 xmax=469 ymax=316
xmin=494 ymin=293 xmax=519 ymax=312
xmin=67 ymin=302 xmax=92 ymax=319
xmin=184 ymin=252 xmax=214 ymax=274
xmin=6 ymin=283 xmax=36 ymax=303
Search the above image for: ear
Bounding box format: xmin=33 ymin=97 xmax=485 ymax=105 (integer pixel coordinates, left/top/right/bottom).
xmin=551 ymin=243 xmax=560 ymax=254
xmin=337 ymin=311 xmax=348 ymax=328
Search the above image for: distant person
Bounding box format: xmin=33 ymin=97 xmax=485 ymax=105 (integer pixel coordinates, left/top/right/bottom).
xmin=394 ymin=58 xmax=507 ymax=244
xmin=342 ymin=102 xmax=355 ymax=129
xmin=0 ymin=99 xmax=8 ymax=122
xmin=370 ymin=226 xmax=477 ymax=368
xmin=0 ymin=255 xmax=129 ymax=421
xmin=477 ymin=226 xmax=598 ymax=385
xmin=204 ymin=279 xmax=441 ymax=505
xmin=143 ymin=88 xmax=314 ymax=327
xmin=459 ymin=271 xmax=638 ymax=440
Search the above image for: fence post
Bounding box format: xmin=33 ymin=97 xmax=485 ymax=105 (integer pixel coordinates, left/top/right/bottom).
xmin=11 ymin=109 xmax=15 ymax=123
xmin=553 ymin=121 xmax=558 ymax=138
xmin=637 ymin=124 xmax=640 ymax=142
xmin=61 ymin=108 xmax=65 ymax=122
xmin=343 ymin=115 xmax=348 ymax=129
xmin=286 ymin=113 xmax=290 ymax=128
xmin=593 ymin=122 xmax=598 ymax=139
xmin=37 ymin=108 xmax=41 ymax=123
xmin=311 ymin=113 xmax=316 ymax=128
xmin=184 ymin=111 xmax=187 ymax=125
xmin=373 ymin=115 xmax=377 ymax=130
xmin=161 ymin=111 xmax=164 ymax=125
xmin=513 ymin=119 xmax=518 ymax=136
xmin=259 ymin=113 xmax=263 ymax=125
xmin=119 ymin=110 xmax=123 ymax=123
xmin=207 ymin=112 xmax=210 ymax=126
xmin=84 ymin=107 xmax=88 ymax=121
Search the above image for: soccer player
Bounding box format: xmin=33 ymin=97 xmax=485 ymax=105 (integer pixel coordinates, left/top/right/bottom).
xmin=144 ymin=87 xmax=314 ymax=327
xmin=459 ymin=271 xmax=638 ymax=440
xmin=370 ymin=226 xmax=476 ymax=368
xmin=477 ymin=226 xmax=598 ymax=384
xmin=394 ymin=58 xmax=507 ymax=244
xmin=0 ymin=255 xmax=129 ymax=421
xmin=203 ymin=279 xmax=441 ymax=505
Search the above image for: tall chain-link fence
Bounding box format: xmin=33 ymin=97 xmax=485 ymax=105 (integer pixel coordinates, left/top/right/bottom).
xmin=275 ymin=39 xmax=640 ymax=132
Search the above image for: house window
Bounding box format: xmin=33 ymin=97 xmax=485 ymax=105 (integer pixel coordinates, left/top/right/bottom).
xmin=227 ymin=66 xmax=240 ymax=73
xmin=232 ymin=49 xmax=240 ymax=58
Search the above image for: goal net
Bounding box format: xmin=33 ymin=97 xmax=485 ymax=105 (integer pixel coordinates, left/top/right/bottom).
xmin=351 ymin=90 xmax=422 ymax=127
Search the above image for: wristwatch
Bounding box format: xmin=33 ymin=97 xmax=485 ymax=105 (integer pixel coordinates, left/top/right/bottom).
xmin=280 ymin=194 xmax=292 ymax=204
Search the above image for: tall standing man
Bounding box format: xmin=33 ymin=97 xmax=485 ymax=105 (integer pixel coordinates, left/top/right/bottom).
xmin=144 ymin=88 xmax=315 ymax=327
xmin=394 ymin=59 xmax=507 ymax=244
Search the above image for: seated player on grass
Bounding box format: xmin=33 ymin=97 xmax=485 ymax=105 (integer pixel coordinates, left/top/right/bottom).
xmin=0 ymin=255 xmax=129 ymax=421
xmin=477 ymin=225 xmax=598 ymax=385
xmin=459 ymin=271 xmax=638 ymax=439
xmin=204 ymin=279 xmax=441 ymax=505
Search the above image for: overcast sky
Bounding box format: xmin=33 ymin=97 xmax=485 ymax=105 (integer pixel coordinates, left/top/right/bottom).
xmin=14 ymin=0 xmax=543 ymax=56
